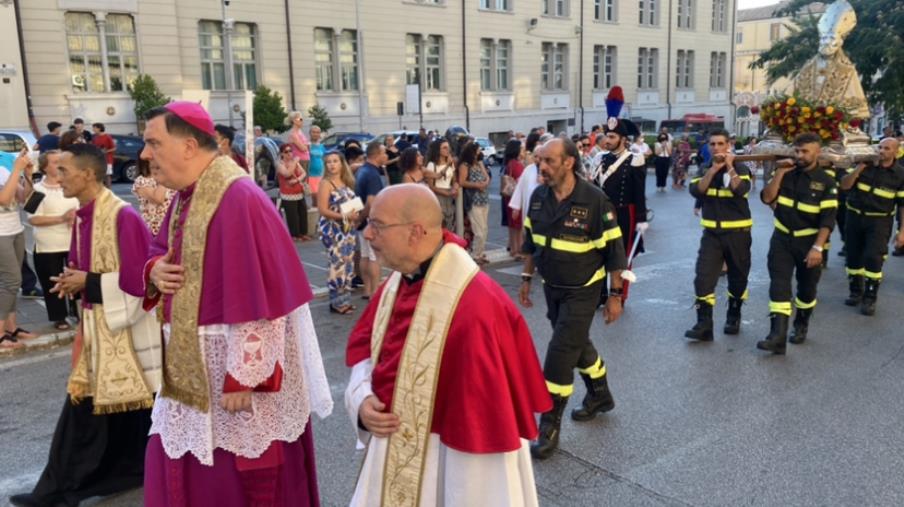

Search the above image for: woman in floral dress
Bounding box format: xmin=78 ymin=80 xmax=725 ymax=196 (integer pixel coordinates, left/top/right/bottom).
xmin=131 ymin=159 xmax=175 ymax=236
xmin=316 ymin=151 xmax=359 ymax=314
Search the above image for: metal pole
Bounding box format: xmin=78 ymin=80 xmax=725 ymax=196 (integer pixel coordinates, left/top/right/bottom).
xmin=283 ymin=0 xmax=297 ymax=110
xmin=355 ymin=0 xmax=367 ymax=131
xmin=222 ymin=1 xmax=236 ymax=127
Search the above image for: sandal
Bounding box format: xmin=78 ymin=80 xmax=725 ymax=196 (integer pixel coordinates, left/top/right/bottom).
xmin=0 ymin=333 xmax=23 ymax=350
xmin=329 ymin=305 xmax=355 ymax=315
xmin=54 ymin=321 xmax=72 ymax=331
xmin=8 ymin=327 xmax=37 ymax=341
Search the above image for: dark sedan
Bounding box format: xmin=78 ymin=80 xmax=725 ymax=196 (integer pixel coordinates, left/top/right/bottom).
xmin=111 ymin=134 xmax=144 ymax=182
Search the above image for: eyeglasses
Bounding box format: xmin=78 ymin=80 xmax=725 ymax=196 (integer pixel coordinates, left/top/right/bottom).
xmin=365 ymin=218 xmax=413 ymax=234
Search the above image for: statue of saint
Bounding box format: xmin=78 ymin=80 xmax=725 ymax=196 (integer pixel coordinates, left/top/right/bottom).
xmin=793 ymin=0 xmax=869 ymax=120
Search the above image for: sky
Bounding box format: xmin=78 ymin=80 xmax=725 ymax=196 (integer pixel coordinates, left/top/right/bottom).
xmin=738 ymin=0 xmax=781 ymax=9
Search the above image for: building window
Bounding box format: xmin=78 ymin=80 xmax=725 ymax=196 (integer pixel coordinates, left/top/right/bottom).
xmin=592 ymin=45 xmax=617 ymax=89
xmin=198 ymin=20 xmax=258 ymax=91
xmin=407 ymin=34 xmax=444 ymax=91
xmin=712 ymin=0 xmax=727 ymax=32
xmin=594 ymin=0 xmax=616 ymax=21
xmin=65 ymin=12 xmax=139 ymax=93
xmin=314 ymin=28 xmax=359 ymax=92
xmin=676 ymin=49 xmax=694 ymax=88
xmin=314 ymin=28 xmax=334 ymax=91
xmin=677 ymin=0 xmax=694 ymax=29
xmin=638 ymin=0 xmax=658 ymax=25
xmin=709 ymin=51 xmax=727 ymax=88
xmin=736 ymin=30 xmax=743 ymax=43
xmin=541 ymin=42 xmax=568 ymax=90
xmin=543 ymin=0 xmax=569 ymax=17
xmin=637 ymin=47 xmax=658 ymax=89
xmin=480 ymin=0 xmax=511 ymax=10
xmin=480 ymin=39 xmax=512 ymax=91
xmin=769 ymin=23 xmax=782 ymax=41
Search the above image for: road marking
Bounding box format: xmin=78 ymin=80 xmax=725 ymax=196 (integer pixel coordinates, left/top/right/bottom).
xmin=303 ymin=262 xmax=329 ymax=272
xmin=0 ymin=349 xmax=70 ymax=372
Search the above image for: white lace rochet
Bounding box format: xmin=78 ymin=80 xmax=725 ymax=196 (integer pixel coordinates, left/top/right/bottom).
xmin=150 ymin=304 xmax=333 ymax=466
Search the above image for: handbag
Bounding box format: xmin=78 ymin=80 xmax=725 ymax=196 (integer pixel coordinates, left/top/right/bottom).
xmin=501 ymin=165 xmax=516 ymax=197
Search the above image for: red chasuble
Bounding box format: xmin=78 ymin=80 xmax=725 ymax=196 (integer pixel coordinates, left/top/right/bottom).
xmin=346 ymin=270 xmax=552 ymax=454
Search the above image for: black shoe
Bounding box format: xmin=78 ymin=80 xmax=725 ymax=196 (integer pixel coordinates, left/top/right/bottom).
xmin=531 ymin=394 xmax=569 ymax=460
xmin=844 ymin=275 xmax=864 ymax=306
xmin=789 ymin=308 xmax=813 ymax=344
xmin=351 ymin=276 xmax=364 ymax=288
xmin=837 ymin=247 xmax=846 ymax=257
xmin=756 ymin=313 xmax=788 ymax=355
xmin=21 ymin=288 xmax=43 ymax=299
xmin=723 ymin=297 xmax=743 ymax=335
xmin=571 ymin=374 xmax=615 ymax=421
xmin=892 ymin=248 xmax=904 ymax=257
xmin=8 ymin=493 xmax=53 ymax=507
xmin=861 ymin=279 xmax=879 ymax=316
xmin=684 ymin=303 xmax=714 ymax=341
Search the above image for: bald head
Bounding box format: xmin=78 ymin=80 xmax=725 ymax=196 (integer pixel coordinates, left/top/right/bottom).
xmin=365 ymin=184 xmax=445 ymax=274
xmin=375 ymin=184 xmax=443 ymax=230
xmin=878 ymin=137 xmax=900 ymax=164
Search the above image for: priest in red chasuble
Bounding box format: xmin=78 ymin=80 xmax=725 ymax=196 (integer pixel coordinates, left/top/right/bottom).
xmin=345 ymin=184 xmax=551 ymax=506
xmin=139 ymin=102 xmax=332 ymax=507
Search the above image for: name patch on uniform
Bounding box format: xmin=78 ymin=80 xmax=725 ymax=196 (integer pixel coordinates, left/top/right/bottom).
xmin=531 ymin=201 xmax=543 ymax=210
xmin=809 ymin=182 xmax=825 ymax=192
xmin=570 ymin=206 xmax=589 ymax=219
xmin=564 ymin=217 xmax=590 ymax=231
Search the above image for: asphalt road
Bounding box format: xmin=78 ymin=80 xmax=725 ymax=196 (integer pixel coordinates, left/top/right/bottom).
xmin=3 ymin=176 xmax=904 ymax=506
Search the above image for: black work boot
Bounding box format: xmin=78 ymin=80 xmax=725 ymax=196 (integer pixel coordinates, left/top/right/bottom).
xmin=861 ymin=279 xmax=879 ymax=316
xmin=756 ymin=313 xmax=788 ymax=355
xmin=531 ymin=394 xmax=569 ymax=460
xmin=684 ymin=303 xmax=714 ymax=341
xmin=844 ymin=275 xmax=864 ymax=306
xmin=571 ymin=374 xmax=615 ymax=421
xmin=789 ymin=308 xmax=813 ymax=344
xmin=723 ymin=297 xmax=743 ymax=335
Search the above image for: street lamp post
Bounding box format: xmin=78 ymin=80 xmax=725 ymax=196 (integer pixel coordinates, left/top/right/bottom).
xmin=222 ymin=0 xmax=236 ymax=127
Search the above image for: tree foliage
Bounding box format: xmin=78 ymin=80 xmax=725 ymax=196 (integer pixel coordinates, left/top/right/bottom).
xmin=253 ymin=86 xmax=289 ymax=133
xmin=307 ymin=104 xmax=333 ymax=133
xmin=751 ymin=0 xmax=904 ymax=121
xmin=128 ymin=74 xmax=170 ymax=128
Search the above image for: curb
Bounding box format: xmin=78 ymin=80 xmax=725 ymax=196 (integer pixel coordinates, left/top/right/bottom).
xmin=0 ymin=329 xmax=76 ymax=357
xmin=1 ymin=250 xmax=520 ymax=357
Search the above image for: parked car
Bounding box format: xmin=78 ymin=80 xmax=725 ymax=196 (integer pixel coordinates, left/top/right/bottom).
xmin=111 ymin=134 xmax=144 ymax=182
xmin=233 ymin=133 xmax=284 ymax=185
xmin=372 ymin=130 xmax=421 ymax=149
xmin=474 ymin=137 xmax=499 ymax=166
xmin=0 ymin=130 xmax=38 ymax=156
xmin=321 ymin=132 xmax=374 ymax=152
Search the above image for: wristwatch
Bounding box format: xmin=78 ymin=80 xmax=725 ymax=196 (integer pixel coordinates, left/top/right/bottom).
xmin=521 ymin=273 xmax=533 ymax=283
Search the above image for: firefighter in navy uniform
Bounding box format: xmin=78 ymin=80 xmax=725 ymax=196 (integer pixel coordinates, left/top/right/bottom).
xmin=757 ymin=133 xmax=838 ymax=354
xmin=520 ymin=138 xmax=627 ymax=460
xmin=685 ymin=129 xmax=754 ymax=341
xmin=822 ymin=164 xmax=845 ymax=265
xmin=590 ymin=87 xmax=648 ymax=302
xmin=838 ymin=137 xmax=904 ymax=315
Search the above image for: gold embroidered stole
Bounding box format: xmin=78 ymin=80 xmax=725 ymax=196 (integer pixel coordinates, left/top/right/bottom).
xmin=67 ymin=189 xmax=155 ymax=414
xmin=161 ymin=156 xmax=249 ymax=412
xmin=368 ymin=244 xmax=479 ymax=507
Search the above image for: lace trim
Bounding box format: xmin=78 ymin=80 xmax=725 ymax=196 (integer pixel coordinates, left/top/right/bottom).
xmin=150 ymin=307 xmax=320 ymax=466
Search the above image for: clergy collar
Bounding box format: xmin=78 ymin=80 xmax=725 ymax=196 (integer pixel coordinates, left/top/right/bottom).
xmin=178 ymin=181 xmax=198 ymax=200
xmin=402 ymin=244 xmax=444 ymax=284
xmin=76 ymin=196 xmax=98 ymax=219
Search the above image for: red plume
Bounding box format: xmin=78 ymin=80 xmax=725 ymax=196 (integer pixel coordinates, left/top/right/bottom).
xmin=606 ymin=86 xmax=624 ymax=103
